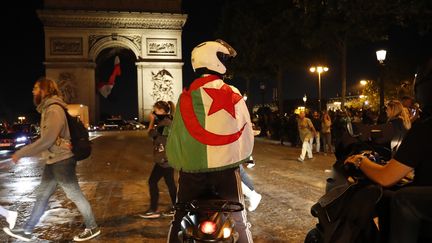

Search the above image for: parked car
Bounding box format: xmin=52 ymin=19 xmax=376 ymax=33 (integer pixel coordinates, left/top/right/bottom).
xmin=126 ymin=120 xmax=146 ymax=130
xmin=0 ymin=123 xmax=40 ymax=151
xmin=99 ymin=119 xmax=132 ymax=130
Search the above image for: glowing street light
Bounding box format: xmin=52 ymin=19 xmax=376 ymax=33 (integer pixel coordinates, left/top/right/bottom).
xmin=360 ymin=80 xmax=367 ymax=86
xmin=18 ymin=116 xmax=26 ymax=124
xmin=303 ymin=94 xmax=307 ymax=107
xmin=376 ymin=49 xmax=387 ymax=123
xmin=310 ymin=66 xmax=329 ymax=111
xmin=376 ymin=50 xmax=387 ymax=64
xmin=243 ymin=93 xmax=248 ymax=101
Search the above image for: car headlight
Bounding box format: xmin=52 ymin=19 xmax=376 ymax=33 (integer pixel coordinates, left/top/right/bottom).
xmin=15 ymin=136 xmax=28 ymax=142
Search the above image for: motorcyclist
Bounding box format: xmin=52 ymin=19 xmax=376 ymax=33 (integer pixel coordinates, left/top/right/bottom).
xmin=345 ymin=57 xmax=432 ymax=243
xmin=166 ymin=39 xmax=254 ymax=243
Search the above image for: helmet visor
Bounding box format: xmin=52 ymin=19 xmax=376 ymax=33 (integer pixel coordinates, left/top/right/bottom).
xmin=215 ymin=39 xmax=237 ymax=58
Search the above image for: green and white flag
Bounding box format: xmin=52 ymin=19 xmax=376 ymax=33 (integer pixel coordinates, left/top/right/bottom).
xmin=167 ymin=75 xmax=254 ymax=172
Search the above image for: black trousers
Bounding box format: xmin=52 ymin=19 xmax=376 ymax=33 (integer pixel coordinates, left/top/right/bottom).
xmin=389 ymin=186 xmax=432 ymax=243
xmin=167 ymin=167 xmax=253 ymax=243
xmin=148 ymin=163 xmax=177 ymax=211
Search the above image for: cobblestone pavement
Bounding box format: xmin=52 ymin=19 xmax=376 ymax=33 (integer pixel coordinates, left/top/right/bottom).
xmin=0 ymin=131 xmax=335 ymax=242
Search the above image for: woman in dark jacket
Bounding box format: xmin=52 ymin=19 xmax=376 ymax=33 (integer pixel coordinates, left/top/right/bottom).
xmin=138 ymin=101 xmax=177 ymax=219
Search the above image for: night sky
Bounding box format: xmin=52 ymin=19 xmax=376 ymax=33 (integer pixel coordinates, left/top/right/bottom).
xmin=2 ymin=1 xmax=431 ymax=123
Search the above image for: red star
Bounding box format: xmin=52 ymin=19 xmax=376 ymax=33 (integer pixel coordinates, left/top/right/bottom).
xmin=203 ymin=84 xmax=243 ymax=118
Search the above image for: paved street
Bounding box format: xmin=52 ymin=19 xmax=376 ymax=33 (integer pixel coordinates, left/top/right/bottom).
xmin=0 ymin=131 xmax=335 ymax=242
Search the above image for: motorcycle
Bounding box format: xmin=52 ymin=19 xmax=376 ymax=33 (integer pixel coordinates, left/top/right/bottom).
xmin=175 ymin=199 xmax=244 ymax=243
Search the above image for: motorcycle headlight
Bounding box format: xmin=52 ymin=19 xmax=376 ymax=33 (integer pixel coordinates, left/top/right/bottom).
xmin=200 ymin=221 xmax=217 ymax=234
xmin=223 ymin=227 xmax=232 ymax=238
xmin=15 ymin=136 xmax=28 ymax=142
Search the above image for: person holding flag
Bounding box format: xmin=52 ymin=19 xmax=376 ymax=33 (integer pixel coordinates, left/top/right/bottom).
xmin=98 ymin=56 xmax=121 ymax=98
xmin=166 ymin=39 xmax=254 ymax=243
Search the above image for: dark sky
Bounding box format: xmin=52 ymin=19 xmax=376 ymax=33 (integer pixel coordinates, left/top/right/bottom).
xmin=2 ymin=1 xmax=431 ymax=123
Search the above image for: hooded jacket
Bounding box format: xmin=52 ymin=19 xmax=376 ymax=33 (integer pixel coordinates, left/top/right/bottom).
xmin=15 ymin=95 xmax=73 ymax=164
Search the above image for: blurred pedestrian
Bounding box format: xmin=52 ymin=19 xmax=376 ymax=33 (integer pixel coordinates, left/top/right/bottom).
xmin=240 ymin=157 xmax=261 ymax=212
xmin=321 ymin=112 xmax=333 ymax=155
xmin=297 ymin=111 xmax=316 ymax=162
xmin=138 ymin=101 xmax=177 ymax=219
xmin=401 ymin=96 xmax=420 ymax=123
xmin=310 ymin=111 xmax=321 ymax=153
xmin=386 ymin=100 xmax=411 ymax=154
xmin=2 ymin=78 xmax=99 ymax=242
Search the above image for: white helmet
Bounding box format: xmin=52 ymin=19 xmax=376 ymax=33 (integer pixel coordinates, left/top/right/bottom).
xmin=191 ymin=39 xmax=237 ymax=75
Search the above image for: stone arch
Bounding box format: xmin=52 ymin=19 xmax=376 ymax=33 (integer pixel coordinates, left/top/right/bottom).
xmin=89 ymin=36 xmax=140 ymax=62
xmin=38 ymin=10 xmax=186 ymax=124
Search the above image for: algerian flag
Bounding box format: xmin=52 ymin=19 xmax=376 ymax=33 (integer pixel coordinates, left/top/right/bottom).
xmin=98 ymin=56 xmax=121 ymax=98
xmin=166 ymin=75 xmax=254 ymax=172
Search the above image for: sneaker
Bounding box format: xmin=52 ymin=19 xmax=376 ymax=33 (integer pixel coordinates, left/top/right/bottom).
xmin=297 ymin=157 xmax=304 ymax=162
xmin=307 ymin=156 xmax=314 ymax=160
xmin=73 ymin=227 xmax=101 ymax=242
xmin=6 ymin=210 xmax=18 ymax=229
xmin=248 ymin=192 xmax=262 ymax=212
xmin=246 ymin=162 xmax=255 ymax=168
xmin=161 ymin=207 xmax=175 ymax=217
xmin=138 ymin=210 xmax=161 ymax=219
xmin=3 ymin=227 xmax=32 ymax=242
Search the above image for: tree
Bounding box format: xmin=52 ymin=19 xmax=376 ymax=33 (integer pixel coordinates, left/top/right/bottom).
xmin=218 ymin=0 xmax=311 ymax=116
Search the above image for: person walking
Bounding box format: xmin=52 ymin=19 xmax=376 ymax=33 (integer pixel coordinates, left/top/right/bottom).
xmin=321 ymin=112 xmax=333 ymax=155
xmin=2 ymin=77 xmax=99 ymax=242
xmin=310 ymin=111 xmax=322 ymax=153
xmin=240 ymin=165 xmax=262 ymax=212
xmin=138 ymin=101 xmax=177 ymax=219
xmin=297 ymin=111 xmax=316 ymax=162
xmin=0 ymin=206 xmax=17 ymax=229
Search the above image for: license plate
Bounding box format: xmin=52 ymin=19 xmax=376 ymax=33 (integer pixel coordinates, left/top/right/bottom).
xmin=0 ymin=143 xmax=12 ymax=147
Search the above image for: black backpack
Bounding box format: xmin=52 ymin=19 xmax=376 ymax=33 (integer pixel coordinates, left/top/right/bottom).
xmin=50 ymin=103 xmax=92 ymax=161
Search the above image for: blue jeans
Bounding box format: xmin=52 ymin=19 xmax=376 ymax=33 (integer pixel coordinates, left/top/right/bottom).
xmin=24 ymin=157 xmax=97 ymax=232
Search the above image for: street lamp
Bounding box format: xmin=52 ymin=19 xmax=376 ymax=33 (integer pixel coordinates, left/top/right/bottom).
xmin=376 ymin=49 xmax=387 ymax=123
xmin=309 ymin=66 xmax=329 ymax=111
xmin=360 ymin=80 xmax=367 ymax=86
xmin=18 ymin=116 xmax=26 ymax=124
xmin=303 ymin=94 xmax=307 ymax=107
xmin=259 ymin=82 xmax=266 ymax=108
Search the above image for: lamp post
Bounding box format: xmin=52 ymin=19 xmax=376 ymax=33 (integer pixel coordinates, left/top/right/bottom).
xmin=310 ymin=66 xmax=329 ymax=112
xmin=18 ymin=116 xmax=26 ymax=124
xmin=303 ymin=94 xmax=307 ymax=107
xmin=259 ymin=82 xmax=266 ymax=108
xmin=376 ymin=49 xmax=387 ymax=123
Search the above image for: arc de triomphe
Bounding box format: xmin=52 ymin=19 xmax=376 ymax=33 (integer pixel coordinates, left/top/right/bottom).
xmin=37 ymin=2 xmax=187 ymax=124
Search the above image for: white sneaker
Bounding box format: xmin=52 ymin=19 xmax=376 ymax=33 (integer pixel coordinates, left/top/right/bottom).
xmin=6 ymin=210 xmax=17 ymax=229
xmin=248 ymin=192 xmax=262 ymax=212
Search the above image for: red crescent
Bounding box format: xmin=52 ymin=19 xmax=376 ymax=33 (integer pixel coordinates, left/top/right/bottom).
xmin=180 ymin=82 xmax=246 ymax=146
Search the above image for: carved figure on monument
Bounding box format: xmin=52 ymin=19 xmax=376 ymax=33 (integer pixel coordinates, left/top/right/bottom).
xmin=58 ymin=72 xmax=78 ymax=103
xmin=150 ymin=69 xmax=174 ymax=102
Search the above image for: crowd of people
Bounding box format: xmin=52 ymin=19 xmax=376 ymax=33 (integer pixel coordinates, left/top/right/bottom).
xmin=1 ymin=37 xmax=430 ymax=243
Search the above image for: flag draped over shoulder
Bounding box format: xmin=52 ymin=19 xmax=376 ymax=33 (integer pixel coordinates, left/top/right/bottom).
xmin=98 ymin=56 xmax=121 ymax=98
xmin=166 ymin=75 xmax=254 ymax=172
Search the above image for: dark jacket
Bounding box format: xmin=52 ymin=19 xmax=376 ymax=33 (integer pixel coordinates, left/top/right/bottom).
xmin=149 ymin=116 xmax=172 ymax=168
